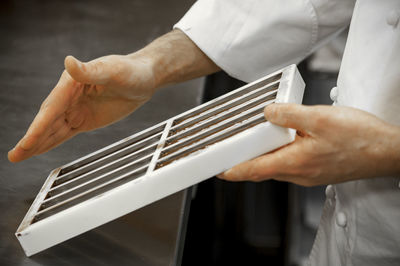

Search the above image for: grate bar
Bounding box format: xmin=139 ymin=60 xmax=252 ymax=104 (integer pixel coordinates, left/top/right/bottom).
xmin=48 ymin=145 xmax=156 ymax=197
xmin=169 ymin=82 xmax=279 ymax=135
xmin=54 ymin=132 xmax=162 ymax=186
xmin=43 ymin=154 xmax=153 ymax=205
xmin=166 ymin=90 xmax=277 ymax=146
xmin=171 ymin=73 xmax=281 ymax=126
xmin=34 ymin=164 xmax=149 ymax=222
xmin=58 ymin=123 xmax=165 ymax=176
xmin=160 ymin=98 xmax=275 ymax=159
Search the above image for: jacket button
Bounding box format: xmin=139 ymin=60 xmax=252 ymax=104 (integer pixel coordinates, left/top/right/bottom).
xmin=387 ymin=10 xmax=400 ymax=27
xmin=325 ymin=185 xmax=335 ymax=199
xmin=336 ymin=212 xmax=347 ymax=227
xmin=330 ymin=87 xmax=339 ymax=102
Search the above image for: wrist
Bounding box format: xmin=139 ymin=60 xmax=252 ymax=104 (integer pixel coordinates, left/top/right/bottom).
xmin=129 ymin=30 xmax=219 ymax=90
xmin=126 ymin=48 xmax=159 ymax=89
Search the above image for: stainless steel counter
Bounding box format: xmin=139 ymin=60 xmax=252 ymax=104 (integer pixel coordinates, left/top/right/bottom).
xmin=0 ymin=0 xmax=199 ymax=265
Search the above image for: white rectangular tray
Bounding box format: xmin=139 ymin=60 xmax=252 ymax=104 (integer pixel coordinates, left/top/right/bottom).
xmin=16 ymin=64 xmax=305 ymax=256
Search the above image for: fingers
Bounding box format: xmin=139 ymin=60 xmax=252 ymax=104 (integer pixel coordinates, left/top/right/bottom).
xmin=37 ymin=124 xmax=77 ymax=156
xmin=219 ymin=149 xmax=289 ymax=182
xmin=8 ymin=114 xmax=78 ymax=162
xmin=8 ymin=112 xmax=51 ymax=162
xmin=8 ymin=58 xmax=98 ymax=163
xmin=216 ymin=104 xmax=316 ymax=181
xmin=8 ymin=72 xmax=78 ymax=162
xmin=218 ymin=155 xmax=275 ymax=182
xmin=65 ymin=55 xmax=109 ymax=85
xmin=264 ymin=103 xmax=319 ymax=133
xmin=8 ymin=134 xmax=43 ymax=163
xmin=9 ymin=55 xmax=109 ymax=163
xmin=218 ymin=136 xmax=311 ymax=182
xmin=8 ymin=146 xmax=28 ymax=163
xmin=8 ymin=112 xmax=60 ymax=162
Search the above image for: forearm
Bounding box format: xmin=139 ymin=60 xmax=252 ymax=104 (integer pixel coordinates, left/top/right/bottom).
xmin=129 ymin=29 xmax=220 ymax=89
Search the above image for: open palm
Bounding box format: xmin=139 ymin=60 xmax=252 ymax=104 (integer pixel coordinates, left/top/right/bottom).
xmin=8 ymin=55 xmax=156 ymax=162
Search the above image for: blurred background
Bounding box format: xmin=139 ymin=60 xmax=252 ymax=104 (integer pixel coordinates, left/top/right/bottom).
xmin=0 ymin=0 xmax=343 ymax=265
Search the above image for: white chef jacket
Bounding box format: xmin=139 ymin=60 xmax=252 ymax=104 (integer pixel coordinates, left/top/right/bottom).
xmin=175 ymin=0 xmax=400 ymax=265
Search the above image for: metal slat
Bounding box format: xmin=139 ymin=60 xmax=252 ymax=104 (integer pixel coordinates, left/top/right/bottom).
xmin=58 ymin=123 xmax=165 ymax=176
xmin=54 ymin=132 xmax=162 ymax=186
xmin=48 ymin=145 xmax=157 ymax=197
xmin=33 ymin=165 xmax=148 ymax=222
xmin=42 ymin=154 xmax=153 ymax=207
xmin=171 ymin=73 xmax=281 ymax=126
xmin=34 ymin=121 xmax=173 ymax=222
xmin=160 ymin=101 xmax=275 ymax=161
xmin=166 ymin=90 xmax=277 ymax=146
xmin=169 ymin=82 xmax=279 ymax=135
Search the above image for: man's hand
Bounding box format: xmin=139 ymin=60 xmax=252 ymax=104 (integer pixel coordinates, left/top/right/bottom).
xmin=219 ymin=104 xmax=400 ymax=186
xmin=8 ymin=54 xmax=156 ymax=162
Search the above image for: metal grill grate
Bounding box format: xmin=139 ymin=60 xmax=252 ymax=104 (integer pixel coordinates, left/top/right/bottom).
xmin=16 ymin=64 xmax=305 ymax=256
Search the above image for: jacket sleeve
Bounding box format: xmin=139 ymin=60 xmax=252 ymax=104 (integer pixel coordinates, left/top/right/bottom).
xmin=174 ymin=0 xmax=356 ymax=82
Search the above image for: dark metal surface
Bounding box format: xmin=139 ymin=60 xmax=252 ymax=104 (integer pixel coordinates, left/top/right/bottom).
xmin=0 ymin=0 xmax=199 ymax=265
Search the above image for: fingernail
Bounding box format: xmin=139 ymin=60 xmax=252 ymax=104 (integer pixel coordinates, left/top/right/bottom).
xmin=66 ymin=55 xmax=81 ymax=69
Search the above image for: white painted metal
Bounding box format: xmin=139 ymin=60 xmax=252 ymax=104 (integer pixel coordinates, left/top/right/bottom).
xmin=16 ymin=64 xmax=305 ymax=256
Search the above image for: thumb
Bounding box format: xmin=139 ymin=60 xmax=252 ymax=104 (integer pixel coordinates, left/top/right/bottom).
xmin=264 ymin=103 xmax=316 ymax=132
xmin=64 ymin=55 xmax=109 ymax=85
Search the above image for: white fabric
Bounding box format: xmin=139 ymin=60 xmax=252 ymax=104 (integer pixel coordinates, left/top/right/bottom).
xmin=175 ymin=0 xmax=400 ymax=265
xmin=310 ymin=1 xmax=400 ymax=265
xmin=174 ymin=0 xmax=355 ymax=82
xmin=337 ymin=0 xmax=400 ymax=125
